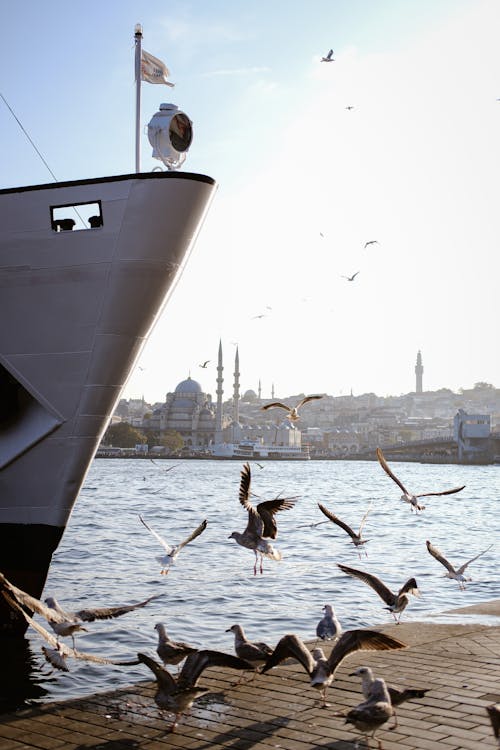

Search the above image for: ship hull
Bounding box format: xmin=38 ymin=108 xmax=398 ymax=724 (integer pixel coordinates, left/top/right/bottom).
xmin=0 ymin=171 xmax=215 ymax=635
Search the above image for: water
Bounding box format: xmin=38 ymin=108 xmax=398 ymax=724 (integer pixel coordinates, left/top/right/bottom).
xmin=2 ymin=458 xmax=499 ymax=710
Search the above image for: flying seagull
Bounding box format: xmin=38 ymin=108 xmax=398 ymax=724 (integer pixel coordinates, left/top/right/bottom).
xmin=318 ymin=502 xmax=371 ymax=556
xmin=337 ymin=563 xmax=420 ymax=623
xmin=2 ymin=588 xmax=140 ymax=670
xmin=376 ymin=447 xmax=465 ymax=512
xmin=364 ymin=240 xmax=378 ymax=248
xmin=350 ymin=665 xmax=429 ymax=728
xmin=341 ymin=271 xmax=360 ymax=281
xmin=199 ymin=360 xmax=210 ymax=368
xmin=154 ymin=623 xmax=197 ymax=666
xmin=426 ymin=540 xmax=492 ymax=590
xmin=229 ymin=462 xmax=297 ymax=574
xmin=139 ymin=515 xmax=207 ymax=574
xmin=261 ymin=394 xmax=323 ymax=421
xmin=321 ymin=49 xmax=335 ymax=62
xmin=343 ymin=676 xmax=394 ymax=749
xmin=316 ymin=604 xmax=342 ymax=641
xmin=261 ymin=628 xmax=406 ymax=707
xmin=137 ymin=650 xmax=253 ymax=732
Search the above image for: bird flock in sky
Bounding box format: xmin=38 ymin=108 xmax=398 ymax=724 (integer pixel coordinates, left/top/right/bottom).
xmin=0 ymin=429 xmax=494 ymax=748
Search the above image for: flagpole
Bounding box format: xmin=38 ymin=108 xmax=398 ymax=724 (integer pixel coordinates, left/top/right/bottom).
xmin=134 ymin=23 xmax=143 ymax=173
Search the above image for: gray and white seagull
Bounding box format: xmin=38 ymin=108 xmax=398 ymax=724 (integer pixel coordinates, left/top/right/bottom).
xmin=376 ymin=447 xmax=465 ymax=512
xmin=229 ymin=462 xmax=297 ymax=574
xmin=316 ymin=604 xmax=342 ymax=641
xmin=318 ymin=502 xmax=371 ymax=556
xmin=261 ymin=394 xmax=323 ymax=421
xmin=426 ymin=540 xmax=492 ymax=590
xmin=337 ymin=563 xmax=420 ymax=623
xmin=139 ymin=515 xmax=207 ymax=574
xmin=261 ymin=628 xmax=406 ymax=707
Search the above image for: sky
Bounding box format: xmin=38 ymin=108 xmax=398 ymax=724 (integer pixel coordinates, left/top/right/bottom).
xmin=1 ymin=1 xmax=499 ymax=403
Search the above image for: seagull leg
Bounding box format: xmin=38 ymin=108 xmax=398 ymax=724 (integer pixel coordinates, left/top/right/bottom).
xmin=260 ymin=554 xmax=264 ymax=575
xmin=253 ymin=551 xmax=258 ymax=576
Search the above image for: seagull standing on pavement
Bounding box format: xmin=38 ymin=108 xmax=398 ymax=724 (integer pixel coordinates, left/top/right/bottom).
xmin=344 ymin=676 xmax=394 ymax=749
xmin=226 ymin=624 xmax=273 ymax=683
xmin=139 ymin=516 xmax=207 ymax=574
xmin=337 ymin=563 xmax=420 ymax=623
xmin=228 ymin=462 xmax=297 ymax=574
xmin=376 ymin=447 xmax=465 ymax=512
xmin=316 ymin=604 xmax=342 ymax=641
xmin=154 ymin=623 xmax=197 ymax=666
xmin=350 ymin=666 xmax=429 ymax=728
xmin=426 ymin=540 xmax=492 ymax=590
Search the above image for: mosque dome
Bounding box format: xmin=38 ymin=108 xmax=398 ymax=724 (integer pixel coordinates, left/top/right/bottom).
xmin=242 ymin=389 xmax=258 ymax=402
xmin=175 ymin=376 xmax=202 ymax=394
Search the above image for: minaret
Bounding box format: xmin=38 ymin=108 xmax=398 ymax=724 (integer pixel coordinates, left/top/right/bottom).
xmin=415 ymin=350 xmax=423 ymax=394
xmin=214 ymin=339 xmax=224 ymax=442
xmin=271 ymin=383 xmax=275 ymax=399
xmin=258 ymin=379 xmax=262 ymax=400
xmin=233 ymin=346 xmax=240 ymax=423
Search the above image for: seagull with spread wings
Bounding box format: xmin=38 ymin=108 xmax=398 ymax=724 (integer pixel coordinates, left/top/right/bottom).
xmin=341 ymin=271 xmax=360 ymax=281
xmin=426 ymin=540 xmax=492 ymax=590
xmin=337 ymin=563 xmax=420 ymax=623
xmin=137 ymin=650 xmax=253 ymax=732
xmin=261 ymin=394 xmax=323 ymax=421
xmin=376 ymin=447 xmax=465 ymax=512
xmin=318 ymin=502 xmax=371 ymax=556
xmin=228 ymin=462 xmax=297 ymax=574
xmin=139 ymin=515 xmax=207 ymax=574
xmin=261 ymin=628 xmax=406 ymax=707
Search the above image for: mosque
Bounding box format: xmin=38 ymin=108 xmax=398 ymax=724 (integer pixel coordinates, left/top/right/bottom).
xmin=146 ymin=341 xmax=302 ymax=452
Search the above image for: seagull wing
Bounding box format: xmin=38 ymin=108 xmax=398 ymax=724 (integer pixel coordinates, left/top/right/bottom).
xmin=296 ymin=395 xmax=323 ymax=410
xmin=261 ymin=402 xmax=291 ymax=412
xmin=139 ymin=515 xmax=173 ymax=554
xmin=175 ymin=519 xmax=208 ymax=552
xmin=238 ymin=462 xmax=262 ymax=536
xmin=75 ymin=594 xmax=162 ymax=622
xmin=318 ymin=503 xmax=357 ymax=540
xmin=138 ymin=652 xmax=177 ymax=692
xmin=426 ymin=540 xmax=456 ymax=573
xmin=327 ymin=629 xmax=406 ymax=676
xmin=337 ymin=564 xmax=396 ymax=605
xmin=4 ymin=591 xmax=139 ymax=666
xmin=358 ymin=503 xmax=373 ymax=535
xmin=376 ymin=447 xmax=411 ymax=495
xmin=0 ymin=573 xmax=68 ymax=624
xmin=256 ymin=496 xmax=297 ymax=539
xmin=178 ymin=650 xmax=254 ymax=688
xmin=398 ymin=577 xmax=420 ymax=596
xmin=261 ymin=634 xmax=316 ymax=675
xmin=456 ymin=544 xmax=493 ymax=575
xmin=415 ymin=485 xmax=465 ymax=498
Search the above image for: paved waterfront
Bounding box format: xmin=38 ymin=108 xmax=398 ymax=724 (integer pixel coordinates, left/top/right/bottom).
xmin=0 ymin=601 xmax=499 ymax=750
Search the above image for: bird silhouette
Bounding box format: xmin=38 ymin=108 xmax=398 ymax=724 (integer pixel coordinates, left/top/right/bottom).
xmin=337 ymin=563 xmax=420 ymax=623
xmin=228 ymin=462 xmax=297 ymax=574
xmin=318 ymin=502 xmax=371 ymax=556
xmin=426 ymin=540 xmax=492 ymax=590
xmin=364 ymin=240 xmax=378 ymax=248
xmin=199 ymin=360 xmax=210 ymax=368
xmin=341 ymin=271 xmax=360 ymax=281
xmin=261 ymin=394 xmax=323 ymax=421
xmin=139 ymin=516 xmax=207 ymax=574
xmin=376 ymin=447 xmax=465 ymax=512
xmin=261 ymin=629 xmax=406 ymax=707
xmin=321 ymin=49 xmax=335 ymax=62
xmin=137 ymin=650 xmax=253 ymax=732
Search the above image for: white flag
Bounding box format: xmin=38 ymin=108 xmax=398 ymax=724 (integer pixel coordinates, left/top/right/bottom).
xmin=141 ymin=49 xmax=175 ymax=86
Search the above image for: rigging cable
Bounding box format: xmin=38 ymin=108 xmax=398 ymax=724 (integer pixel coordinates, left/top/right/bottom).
xmin=0 ymin=91 xmax=58 ymax=182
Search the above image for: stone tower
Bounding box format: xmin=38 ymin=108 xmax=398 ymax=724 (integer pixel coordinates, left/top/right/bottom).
xmin=233 ymin=346 xmax=240 ymax=423
xmin=415 ymin=350 xmax=423 ymax=394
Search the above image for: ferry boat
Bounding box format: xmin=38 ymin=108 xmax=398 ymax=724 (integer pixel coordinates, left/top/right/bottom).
xmin=0 ymin=31 xmax=216 ymax=634
xmin=210 ymin=439 xmax=311 ymax=460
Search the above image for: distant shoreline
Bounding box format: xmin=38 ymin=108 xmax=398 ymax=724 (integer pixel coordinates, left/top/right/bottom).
xmin=95 ymin=454 xmax=498 ymax=465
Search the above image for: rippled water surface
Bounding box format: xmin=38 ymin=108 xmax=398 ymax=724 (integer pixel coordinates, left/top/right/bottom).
xmin=3 ymin=458 xmax=499 ymax=709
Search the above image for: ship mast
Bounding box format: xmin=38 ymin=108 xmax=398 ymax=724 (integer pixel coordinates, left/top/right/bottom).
xmin=134 ymin=23 xmax=143 ymax=173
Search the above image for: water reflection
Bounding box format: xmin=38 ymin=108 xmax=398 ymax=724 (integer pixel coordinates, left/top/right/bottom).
xmin=0 ymin=637 xmax=50 ymax=712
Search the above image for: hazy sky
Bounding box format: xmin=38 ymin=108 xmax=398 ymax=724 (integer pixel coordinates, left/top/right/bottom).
xmin=1 ymin=1 xmax=499 ymax=403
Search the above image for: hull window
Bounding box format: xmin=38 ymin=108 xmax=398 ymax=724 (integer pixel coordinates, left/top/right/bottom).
xmin=51 ymin=200 xmax=102 ymax=232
